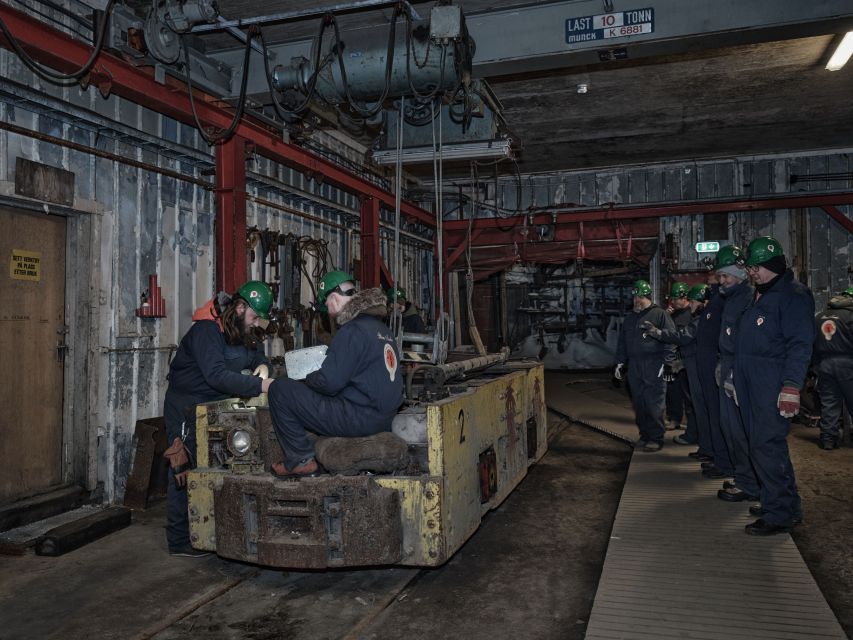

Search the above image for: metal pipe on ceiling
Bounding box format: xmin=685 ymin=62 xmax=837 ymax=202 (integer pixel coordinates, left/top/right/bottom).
xmin=0 ymin=119 xmax=213 ymax=189
xmin=191 ymin=0 xmax=420 ymax=33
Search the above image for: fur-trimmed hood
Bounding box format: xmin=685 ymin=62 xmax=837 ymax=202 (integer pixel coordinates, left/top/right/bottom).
xmin=336 ymin=287 xmax=388 ymax=325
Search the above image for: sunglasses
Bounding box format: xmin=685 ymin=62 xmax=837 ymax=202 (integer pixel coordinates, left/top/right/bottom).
xmin=331 ymin=286 xmax=357 ymax=297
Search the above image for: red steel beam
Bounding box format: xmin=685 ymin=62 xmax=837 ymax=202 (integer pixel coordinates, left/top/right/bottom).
xmin=822 ymin=205 xmax=853 ymax=235
xmin=359 ymin=197 xmax=381 ymax=288
xmin=215 ymin=136 xmax=248 ymax=293
xmin=445 ymin=227 xmax=485 ymax=271
xmin=0 ymin=4 xmax=434 ymax=229
xmin=443 ymin=192 xmax=853 ymax=232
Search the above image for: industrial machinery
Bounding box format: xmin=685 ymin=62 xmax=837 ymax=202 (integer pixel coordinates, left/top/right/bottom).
xmin=186 ymin=356 xmax=546 ymax=568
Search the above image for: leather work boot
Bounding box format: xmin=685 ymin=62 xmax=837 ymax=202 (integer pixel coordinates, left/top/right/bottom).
xmin=819 ymin=437 xmax=838 ymax=450
xmin=717 ymin=487 xmax=759 ymax=502
xmin=271 ymin=458 xmax=321 ymax=478
xmin=745 ymin=519 xmax=792 ymax=536
xmin=749 ymin=504 xmax=803 ymax=525
xmin=315 ymin=431 xmax=408 ymax=475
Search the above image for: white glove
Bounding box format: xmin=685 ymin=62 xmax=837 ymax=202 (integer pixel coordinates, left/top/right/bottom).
xmin=614 ymin=363 xmax=625 ymax=380
xmin=252 ymin=364 xmax=270 ymax=379
xmin=723 ymin=372 xmax=738 ymax=407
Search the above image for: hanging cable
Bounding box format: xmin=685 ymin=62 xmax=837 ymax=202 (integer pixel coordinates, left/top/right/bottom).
xmin=260 ymin=19 xmax=330 ymax=117
xmin=329 ymin=8 xmax=400 ymax=118
xmin=392 ymin=96 xmax=405 ymax=352
xmin=182 ymin=29 xmax=255 ymax=146
xmin=0 ymin=0 xmax=116 ymax=83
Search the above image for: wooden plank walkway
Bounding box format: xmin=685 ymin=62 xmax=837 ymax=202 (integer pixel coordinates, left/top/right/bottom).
xmin=545 ymin=373 xmax=848 ymax=640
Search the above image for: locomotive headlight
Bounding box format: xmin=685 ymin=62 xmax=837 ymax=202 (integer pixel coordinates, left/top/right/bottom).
xmin=228 ymin=428 xmax=253 ymax=456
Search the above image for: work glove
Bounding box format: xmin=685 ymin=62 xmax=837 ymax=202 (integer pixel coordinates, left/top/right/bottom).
xmin=723 ymin=372 xmax=738 ymax=407
xmin=640 ymin=320 xmax=662 ymax=339
xmin=614 ymin=363 xmax=625 ymax=381
xmin=714 ymin=361 xmax=721 ymax=387
xmin=662 ymin=363 xmax=675 ymax=382
xmin=777 ymin=386 xmax=801 ymax=418
xmin=252 ymin=364 xmax=269 ymax=379
xmin=164 ymin=437 xmax=193 ymax=489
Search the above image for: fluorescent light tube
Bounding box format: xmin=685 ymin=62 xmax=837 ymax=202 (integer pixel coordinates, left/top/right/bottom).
xmin=826 ymin=31 xmax=853 ymax=71
xmin=372 ymin=139 xmax=513 ymax=165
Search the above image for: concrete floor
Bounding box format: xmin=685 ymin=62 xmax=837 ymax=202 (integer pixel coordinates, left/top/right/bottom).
xmin=0 ymin=416 xmax=630 ymax=640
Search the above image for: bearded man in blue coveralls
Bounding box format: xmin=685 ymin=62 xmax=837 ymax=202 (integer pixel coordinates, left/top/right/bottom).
xmin=268 ymin=271 xmax=404 ymax=477
xmin=734 ymin=237 xmax=814 ymax=536
xmin=163 ymin=281 xmax=274 ymax=557
xmin=615 ymin=279 xmax=677 ymax=452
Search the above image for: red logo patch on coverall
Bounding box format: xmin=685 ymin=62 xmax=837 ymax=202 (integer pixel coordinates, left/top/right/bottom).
xmin=821 ymin=319 xmax=837 ymax=341
xmin=384 ymin=344 xmax=398 ymax=381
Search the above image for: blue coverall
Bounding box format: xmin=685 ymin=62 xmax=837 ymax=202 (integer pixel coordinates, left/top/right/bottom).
xmin=668 ymin=307 xmax=696 ymax=439
xmin=616 ymin=304 xmax=676 ymax=445
xmin=718 ymin=279 xmax=759 ymax=497
xmin=695 ymin=288 xmax=731 ymax=473
xmin=269 ymin=305 xmax=404 ymax=468
xmin=164 ymin=312 xmax=267 ymax=551
xmin=814 ymin=295 xmax=853 ymax=446
xmin=734 ymin=271 xmax=814 ymax=527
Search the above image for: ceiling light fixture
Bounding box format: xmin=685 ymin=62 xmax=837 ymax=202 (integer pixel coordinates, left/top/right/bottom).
xmin=826 ymin=31 xmax=853 ymax=71
xmin=371 ymin=139 xmax=514 ymax=165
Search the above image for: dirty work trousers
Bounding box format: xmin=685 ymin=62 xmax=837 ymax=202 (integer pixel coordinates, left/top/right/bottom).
xmin=627 ymin=356 xmax=667 ymax=445
xmin=666 ymin=376 xmax=685 ymax=426
xmin=718 ymin=358 xmax=759 ymax=496
xmin=734 ymin=357 xmax=801 ymax=527
xmin=816 ymin=357 xmax=853 ymax=443
xmin=268 ymin=378 xmax=393 ymax=469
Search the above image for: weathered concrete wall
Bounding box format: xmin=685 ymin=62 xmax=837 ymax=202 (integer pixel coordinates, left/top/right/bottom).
xmin=0 ymin=47 xmax=412 ymax=502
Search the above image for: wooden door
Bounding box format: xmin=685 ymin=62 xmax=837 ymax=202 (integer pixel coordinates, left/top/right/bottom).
xmin=0 ymin=209 xmax=67 ymax=503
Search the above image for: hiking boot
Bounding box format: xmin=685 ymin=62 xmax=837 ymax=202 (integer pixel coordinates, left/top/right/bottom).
xmin=717 ymin=487 xmax=759 ymax=502
xmin=271 ymin=457 xmax=321 ymax=478
xmin=642 ymin=441 xmax=663 ymax=452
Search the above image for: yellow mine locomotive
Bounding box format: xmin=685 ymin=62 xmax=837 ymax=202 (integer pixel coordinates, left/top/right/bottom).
xmin=187 ymin=355 xmax=546 ymax=568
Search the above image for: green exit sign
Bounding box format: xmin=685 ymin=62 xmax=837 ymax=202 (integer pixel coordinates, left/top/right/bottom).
xmin=695 ymin=241 xmax=720 ymax=253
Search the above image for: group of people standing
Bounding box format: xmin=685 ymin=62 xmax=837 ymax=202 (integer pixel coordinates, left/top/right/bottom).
xmin=615 ymin=236 xmax=851 ymax=536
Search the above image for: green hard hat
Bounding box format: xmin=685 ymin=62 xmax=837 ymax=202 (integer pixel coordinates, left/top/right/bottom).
xmin=715 ymin=245 xmax=743 ymax=269
xmin=387 ymin=286 xmax=407 ymax=303
xmin=687 ymin=284 xmax=709 ymax=302
xmin=670 ymin=282 xmax=690 ymax=299
xmin=632 ymin=279 xmax=652 ymax=297
xmin=745 ymin=236 xmax=784 ymax=267
xmin=236 ymin=280 xmax=273 ymax=320
xmin=317 ymin=270 xmax=355 ymax=308
xmin=843 ymin=286 xmax=853 ymax=298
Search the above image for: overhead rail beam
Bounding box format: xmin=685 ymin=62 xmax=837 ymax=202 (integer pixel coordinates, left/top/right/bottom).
xmin=442 ymin=192 xmax=853 ymax=233
xmin=0 ymin=3 xmax=435 ymax=229
xmin=218 ymin=0 xmax=853 ymax=88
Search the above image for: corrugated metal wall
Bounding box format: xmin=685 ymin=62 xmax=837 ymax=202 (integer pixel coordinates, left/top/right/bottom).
xmin=495 ymin=152 xmax=853 ymax=309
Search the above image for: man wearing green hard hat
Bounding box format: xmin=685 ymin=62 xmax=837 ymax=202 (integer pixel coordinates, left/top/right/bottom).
xmin=266 ymin=271 xmax=403 ymax=477
xmin=813 ymin=286 xmax=853 ymax=450
xmin=665 ymin=281 xmax=696 ymax=440
xmin=733 ymin=236 xmax=814 ymax=535
xmin=163 ymin=280 xmax=274 ymax=556
xmin=715 ymin=244 xmax=760 ymax=504
xmin=614 ymin=279 xmax=677 ymax=452
xmin=387 ymin=285 xmax=426 ymax=334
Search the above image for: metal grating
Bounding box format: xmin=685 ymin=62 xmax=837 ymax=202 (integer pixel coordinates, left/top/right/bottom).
xmin=546 ymin=375 xmax=848 ymax=640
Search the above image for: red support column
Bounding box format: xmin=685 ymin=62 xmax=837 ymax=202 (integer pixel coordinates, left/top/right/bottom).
xmin=215 ymin=136 xmax=247 ymax=293
xmin=360 ymin=197 xmax=381 ymax=288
